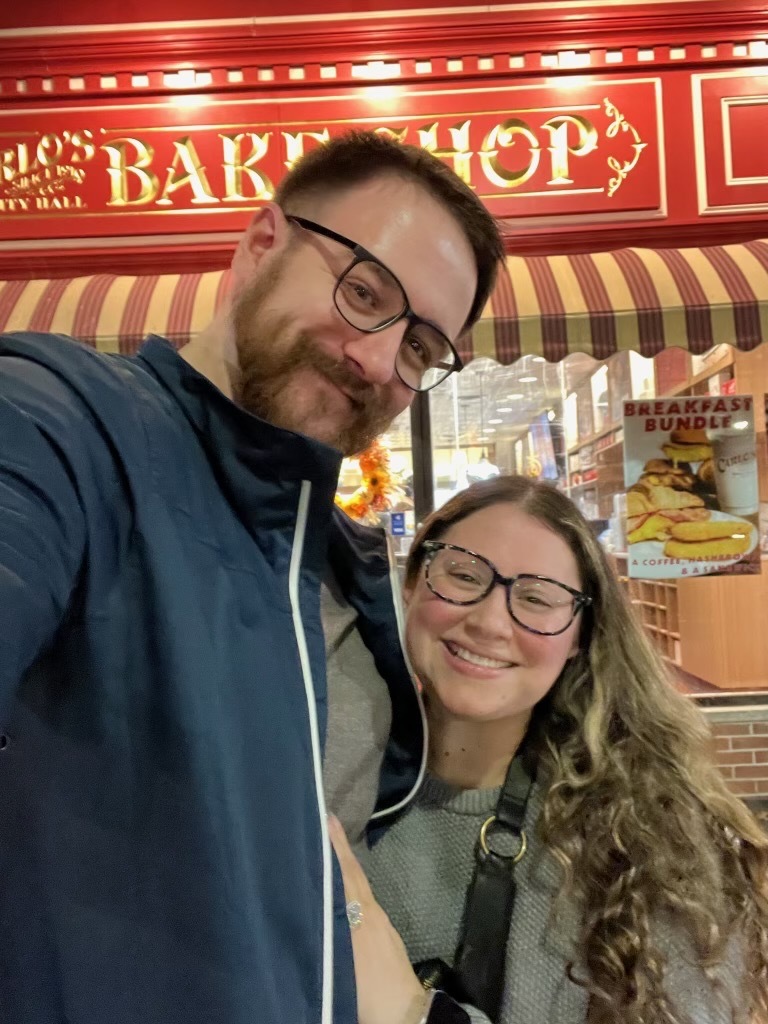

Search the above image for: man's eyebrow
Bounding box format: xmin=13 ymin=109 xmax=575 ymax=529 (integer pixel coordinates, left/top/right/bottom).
xmin=357 ymin=259 xmax=399 ymax=288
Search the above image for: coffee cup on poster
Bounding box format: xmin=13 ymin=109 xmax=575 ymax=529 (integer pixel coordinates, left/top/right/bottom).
xmin=708 ymin=427 xmax=759 ymax=517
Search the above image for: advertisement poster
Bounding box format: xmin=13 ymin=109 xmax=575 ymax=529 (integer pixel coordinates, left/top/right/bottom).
xmin=623 ymin=396 xmax=760 ymax=579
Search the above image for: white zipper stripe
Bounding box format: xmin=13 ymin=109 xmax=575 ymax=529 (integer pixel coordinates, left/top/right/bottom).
xmin=288 ymin=480 xmax=333 ymax=1024
xmin=369 ymin=533 xmax=428 ymax=821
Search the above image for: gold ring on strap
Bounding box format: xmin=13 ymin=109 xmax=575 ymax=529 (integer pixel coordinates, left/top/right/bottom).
xmin=479 ymin=815 xmax=527 ymax=862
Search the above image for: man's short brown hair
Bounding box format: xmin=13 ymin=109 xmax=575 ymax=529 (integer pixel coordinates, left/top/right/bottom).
xmin=274 ymin=130 xmax=504 ymax=333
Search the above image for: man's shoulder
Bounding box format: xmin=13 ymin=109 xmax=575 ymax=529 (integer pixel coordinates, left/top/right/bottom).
xmin=0 ymin=331 xmax=168 ymax=424
xmin=1 ymin=331 xmax=132 ymax=391
xmin=0 ymin=331 xmax=175 ymax=474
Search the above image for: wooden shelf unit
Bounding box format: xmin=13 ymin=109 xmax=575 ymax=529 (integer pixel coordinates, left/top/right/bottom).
xmin=613 ymin=554 xmax=682 ymax=664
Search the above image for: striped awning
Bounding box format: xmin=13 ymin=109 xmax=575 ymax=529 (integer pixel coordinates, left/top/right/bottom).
xmin=468 ymin=237 xmax=768 ymax=365
xmin=1 ymin=238 xmax=767 ymax=364
xmin=0 ymin=270 xmax=233 ymax=355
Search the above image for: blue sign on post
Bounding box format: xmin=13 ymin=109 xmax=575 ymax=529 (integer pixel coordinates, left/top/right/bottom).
xmin=390 ymin=512 xmax=406 ymax=536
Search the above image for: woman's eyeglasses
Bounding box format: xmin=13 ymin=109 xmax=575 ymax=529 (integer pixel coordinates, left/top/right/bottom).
xmin=422 ymin=540 xmax=591 ymax=637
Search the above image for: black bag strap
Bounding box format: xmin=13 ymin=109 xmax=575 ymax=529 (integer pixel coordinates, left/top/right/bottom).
xmin=452 ymin=750 xmax=535 ymax=1021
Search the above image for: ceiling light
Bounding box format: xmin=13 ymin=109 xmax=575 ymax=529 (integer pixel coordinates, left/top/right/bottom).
xmin=547 ymin=409 xmax=556 ymax=421
xmin=506 ymin=393 xmax=524 ymax=400
xmin=532 ymin=356 xmax=546 ymax=363
xmin=519 ymin=376 xmax=538 ymax=383
xmin=484 ymin=427 xmax=496 ymax=433
xmin=488 ymin=418 xmax=503 ymax=424
xmin=496 ymin=407 xmax=512 ymax=413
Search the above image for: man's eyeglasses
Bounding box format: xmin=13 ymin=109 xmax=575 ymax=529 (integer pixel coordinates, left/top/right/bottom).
xmin=286 ymin=215 xmax=463 ymax=393
xmin=422 ymin=540 xmax=591 ymax=637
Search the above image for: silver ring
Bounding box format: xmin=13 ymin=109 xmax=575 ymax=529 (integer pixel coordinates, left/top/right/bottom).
xmin=346 ymin=899 xmax=363 ymax=930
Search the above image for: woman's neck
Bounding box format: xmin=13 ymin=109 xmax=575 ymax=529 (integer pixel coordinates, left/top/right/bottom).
xmin=427 ymin=707 xmax=531 ymax=789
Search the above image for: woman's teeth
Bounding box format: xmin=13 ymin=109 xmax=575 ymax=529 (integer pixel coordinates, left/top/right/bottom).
xmin=448 ymin=642 xmax=512 ymax=669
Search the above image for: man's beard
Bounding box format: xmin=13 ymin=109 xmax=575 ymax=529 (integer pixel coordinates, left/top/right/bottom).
xmin=232 ymin=264 xmax=400 ymax=456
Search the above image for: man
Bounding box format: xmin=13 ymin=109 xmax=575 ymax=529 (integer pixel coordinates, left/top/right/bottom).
xmin=0 ymin=131 xmax=503 ymax=1024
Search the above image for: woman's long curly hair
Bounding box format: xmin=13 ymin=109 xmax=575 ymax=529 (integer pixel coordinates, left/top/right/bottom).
xmin=405 ymin=475 xmax=768 ymax=1024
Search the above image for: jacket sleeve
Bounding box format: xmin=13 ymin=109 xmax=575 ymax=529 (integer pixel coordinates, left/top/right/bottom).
xmin=0 ymin=357 xmax=91 ymax=716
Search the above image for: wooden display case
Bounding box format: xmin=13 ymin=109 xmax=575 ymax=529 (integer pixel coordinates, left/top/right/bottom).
xmin=612 ymin=553 xmax=681 ymax=665
xmin=676 ymin=568 xmax=768 ymax=688
xmin=612 ymin=551 xmax=768 ymax=688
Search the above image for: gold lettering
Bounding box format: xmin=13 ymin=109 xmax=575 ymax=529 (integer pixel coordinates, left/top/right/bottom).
xmin=156 ymin=137 xmax=218 ymax=206
xmin=416 ymin=121 xmax=473 ymax=184
xmin=70 ymin=130 xmax=96 ymax=163
xmin=32 ymin=195 xmax=85 ymax=210
xmin=0 ymin=148 xmax=17 ymax=183
xmin=220 ymin=132 xmax=273 ymax=201
xmin=282 ymin=130 xmax=330 ymax=169
xmin=36 ymin=133 xmax=63 ymax=168
xmin=373 ymin=126 xmax=408 ymax=143
xmin=480 ymin=120 xmax=540 ymax=189
xmin=0 ymin=143 xmax=33 ymax=182
xmin=541 ymin=115 xmax=598 ymax=184
xmin=101 ymin=138 xmax=159 ymax=207
xmin=0 ymin=197 xmax=31 ymax=212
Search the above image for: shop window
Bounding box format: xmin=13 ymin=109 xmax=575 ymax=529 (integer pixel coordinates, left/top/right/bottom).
xmin=428 ymin=355 xmax=568 ymax=510
xmin=336 ymin=406 xmax=415 ymax=556
xmin=424 ymin=343 xmax=768 ymax=695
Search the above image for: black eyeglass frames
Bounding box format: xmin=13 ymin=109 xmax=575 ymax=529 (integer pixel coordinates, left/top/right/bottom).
xmin=286 ymin=215 xmax=463 ymax=393
xmin=421 ymin=540 xmax=591 ymax=637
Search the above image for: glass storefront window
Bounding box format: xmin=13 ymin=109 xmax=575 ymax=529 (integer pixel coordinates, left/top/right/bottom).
xmin=336 ymin=406 xmax=416 ymax=553
xmin=428 ymin=354 xmax=569 ymax=509
xmin=426 ymin=343 xmax=768 ymax=696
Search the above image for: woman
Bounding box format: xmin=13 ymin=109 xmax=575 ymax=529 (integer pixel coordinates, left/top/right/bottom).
xmin=330 ymin=476 xmax=768 ymax=1024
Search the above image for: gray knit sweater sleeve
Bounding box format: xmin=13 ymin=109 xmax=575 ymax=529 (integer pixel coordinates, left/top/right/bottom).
xmin=362 ymin=776 xmax=747 ymax=1024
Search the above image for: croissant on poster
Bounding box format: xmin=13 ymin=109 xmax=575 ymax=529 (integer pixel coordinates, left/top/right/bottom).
xmin=630 ymin=481 xmax=705 ymax=512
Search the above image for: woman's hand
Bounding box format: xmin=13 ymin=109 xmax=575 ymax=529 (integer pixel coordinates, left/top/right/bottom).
xmin=328 ymin=815 xmax=429 ymax=1024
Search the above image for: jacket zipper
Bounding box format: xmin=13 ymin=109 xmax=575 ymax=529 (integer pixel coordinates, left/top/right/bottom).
xmin=288 ymin=479 xmax=333 ymax=1024
xmin=369 ymin=533 xmax=428 ymax=822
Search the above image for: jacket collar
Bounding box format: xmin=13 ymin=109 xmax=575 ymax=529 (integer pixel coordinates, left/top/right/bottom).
xmin=137 ymin=335 xmax=344 ymax=488
xmin=136 ymin=336 xmax=344 ymax=560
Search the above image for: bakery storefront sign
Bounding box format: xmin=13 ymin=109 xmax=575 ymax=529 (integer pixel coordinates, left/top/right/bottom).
xmin=0 ymin=77 xmax=662 ymax=243
xmin=623 ymin=396 xmax=760 ymax=580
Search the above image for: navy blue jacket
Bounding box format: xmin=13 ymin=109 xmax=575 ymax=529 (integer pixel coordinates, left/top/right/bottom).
xmin=0 ymin=332 xmax=425 ymax=1024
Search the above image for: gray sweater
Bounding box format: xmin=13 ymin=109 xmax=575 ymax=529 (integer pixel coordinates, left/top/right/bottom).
xmin=362 ymin=775 xmax=746 ymax=1024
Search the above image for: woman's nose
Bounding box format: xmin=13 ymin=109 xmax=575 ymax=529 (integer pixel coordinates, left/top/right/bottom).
xmin=465 ymin=583 xmax=516 ymax=637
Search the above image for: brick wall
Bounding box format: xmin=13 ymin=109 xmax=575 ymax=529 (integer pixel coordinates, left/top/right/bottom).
xmin=710 ymin=719 xmax=768 ymax=798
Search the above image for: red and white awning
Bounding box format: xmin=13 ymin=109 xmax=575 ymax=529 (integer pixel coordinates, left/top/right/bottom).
xmin=1 ymin=238 xmax=767 ymax=363
xmin=464 ymin=237 xmax=768 ymax=365
xmin=0 ymin=270 xmax=233 ymax=355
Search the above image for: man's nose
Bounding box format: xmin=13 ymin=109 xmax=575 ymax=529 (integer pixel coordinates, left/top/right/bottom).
xmin=341 ymin=319 xmax=406 ymax=387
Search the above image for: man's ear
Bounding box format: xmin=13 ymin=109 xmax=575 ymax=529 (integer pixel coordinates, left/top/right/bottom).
xmin=231 ymin=202 xmax=287 ymax=283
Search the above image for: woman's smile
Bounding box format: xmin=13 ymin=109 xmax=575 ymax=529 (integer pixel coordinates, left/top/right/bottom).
xmin=442 ymin=638 xmax=516 ymax=675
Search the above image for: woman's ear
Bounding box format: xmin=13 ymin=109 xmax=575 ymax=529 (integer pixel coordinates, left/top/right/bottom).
xmin=402 ymin=585 xmax=413 ymax=607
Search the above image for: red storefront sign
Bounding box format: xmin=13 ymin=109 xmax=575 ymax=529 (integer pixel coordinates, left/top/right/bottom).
xmin=0 ymin=76 xmax=663 ymax=242
xmin=692 ymin=69 xmax=768 ymax=216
